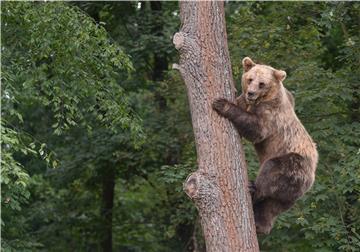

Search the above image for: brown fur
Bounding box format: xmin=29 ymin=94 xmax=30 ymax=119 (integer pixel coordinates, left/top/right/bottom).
xmin=212 ymin=57 xmax=318 ymax=234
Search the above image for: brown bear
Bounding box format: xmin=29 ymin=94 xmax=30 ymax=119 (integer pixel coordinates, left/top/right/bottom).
xmin=212 ymin=57 xmax=318 ymax=234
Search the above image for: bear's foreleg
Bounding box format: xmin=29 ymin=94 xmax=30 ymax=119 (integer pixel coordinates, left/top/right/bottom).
xmin=212 ymin=98 xmax=265 ymax=143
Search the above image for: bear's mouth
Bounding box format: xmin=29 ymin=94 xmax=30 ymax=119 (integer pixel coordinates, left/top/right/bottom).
xmin=245 ymin=95 xmax=258 ymax=104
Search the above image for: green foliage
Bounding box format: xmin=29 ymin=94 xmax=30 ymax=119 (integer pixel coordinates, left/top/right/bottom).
xmin=1 ymin=2 xmax=143 ymax=251
xmin=2 ymin=1 xmax=142 ymax=138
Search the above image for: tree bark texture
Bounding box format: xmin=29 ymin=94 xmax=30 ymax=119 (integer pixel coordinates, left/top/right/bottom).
xmin=173 ymin=2 xmax=259 ymax=251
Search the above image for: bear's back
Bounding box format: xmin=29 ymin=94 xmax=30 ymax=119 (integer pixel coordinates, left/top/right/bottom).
xmin=253 ymin=93 xmax=318 ymax=173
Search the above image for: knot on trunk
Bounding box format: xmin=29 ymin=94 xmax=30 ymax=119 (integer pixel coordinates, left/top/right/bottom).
xmin=173 ymin=32 xmax=205 ymax=86
xmin=173 ymin=32 xmax=200 ymax=58
xmin=184 ymin=172 xmax=220 ymax=212
xmin=173 ymin=32 xmax=185 ymax=50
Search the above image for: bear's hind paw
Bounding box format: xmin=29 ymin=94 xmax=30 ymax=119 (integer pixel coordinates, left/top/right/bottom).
xmin=248 ymin=180 xmax=256 ymax=197
xmin=255 ymin=223 xmax=272 ymax=235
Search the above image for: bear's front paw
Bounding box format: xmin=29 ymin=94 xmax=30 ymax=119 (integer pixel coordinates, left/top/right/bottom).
xmin=212 ymin=98 xmax=231 ymax=115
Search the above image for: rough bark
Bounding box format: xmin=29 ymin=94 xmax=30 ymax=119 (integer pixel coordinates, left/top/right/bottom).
xmin=173 ymin=2 xmax=259 ymax=251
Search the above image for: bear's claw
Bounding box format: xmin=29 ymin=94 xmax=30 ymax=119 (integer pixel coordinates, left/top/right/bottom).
xmin=212 ymin=98 xmax=230 ymax=114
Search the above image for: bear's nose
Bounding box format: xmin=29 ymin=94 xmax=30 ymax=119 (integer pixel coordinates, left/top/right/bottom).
xmin=247 ymin=91 xmax=255 ymax=97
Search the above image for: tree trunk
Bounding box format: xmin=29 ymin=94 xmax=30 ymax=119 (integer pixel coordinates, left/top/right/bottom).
xmin=150 ymin=1 xmax=169 ymax=111
xmin=173 ymin=2 xmax=259 ymax=251
xmin=100 ymin=166 xmax=115 ymax=252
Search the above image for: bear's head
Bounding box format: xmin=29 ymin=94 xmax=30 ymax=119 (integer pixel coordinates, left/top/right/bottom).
xmin=241 ymin=57 xmax=286 ymax=105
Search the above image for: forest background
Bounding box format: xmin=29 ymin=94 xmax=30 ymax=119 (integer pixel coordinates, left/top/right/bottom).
xmin=1 ymin=1 xmax=359 ymax=251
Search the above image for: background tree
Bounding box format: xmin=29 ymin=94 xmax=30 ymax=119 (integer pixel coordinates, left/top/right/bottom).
xmin=1 ymin=2 xmax=143 ymax=251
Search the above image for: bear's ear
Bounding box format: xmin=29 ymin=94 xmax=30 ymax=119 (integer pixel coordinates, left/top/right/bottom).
xmin=274 ymin=69 xmax=287 ymax=82
xmin=242 ymin=57 xmax=256 ymax=72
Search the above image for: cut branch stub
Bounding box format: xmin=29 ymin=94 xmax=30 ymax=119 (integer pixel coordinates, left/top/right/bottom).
xmin=172 ymin=31 xmax=205 ymax=87
xmin=184 ymin=172 xmax=220 ymax=214
xmin=173 ymin=32 xmax=185 ymax=50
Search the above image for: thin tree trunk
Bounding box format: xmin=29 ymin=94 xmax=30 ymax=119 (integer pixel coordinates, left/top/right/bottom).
xmin=150 ymin=1 xmax=169 ymax=112
xmin=173 ymin=2 xmax=259 ymax=251
xmin=100 ymin=166 xmax=115 ymax=252
xmin=150 ymin=1 xmax=168 ymax=82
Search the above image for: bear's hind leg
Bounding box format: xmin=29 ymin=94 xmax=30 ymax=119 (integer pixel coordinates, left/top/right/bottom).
xmin=253 ymin=153 xmax=310 ymax=203
xmin=251 ymin=153 xmax=311 ymax=234
xmin=253 ymin=198 xmax=294 ymax=234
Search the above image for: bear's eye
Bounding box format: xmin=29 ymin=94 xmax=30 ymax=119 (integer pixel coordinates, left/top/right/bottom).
xmin=248 ymin=78 xmax=253 ymax=83
xmin=259 ymin=82 xmax=265 ymax=88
